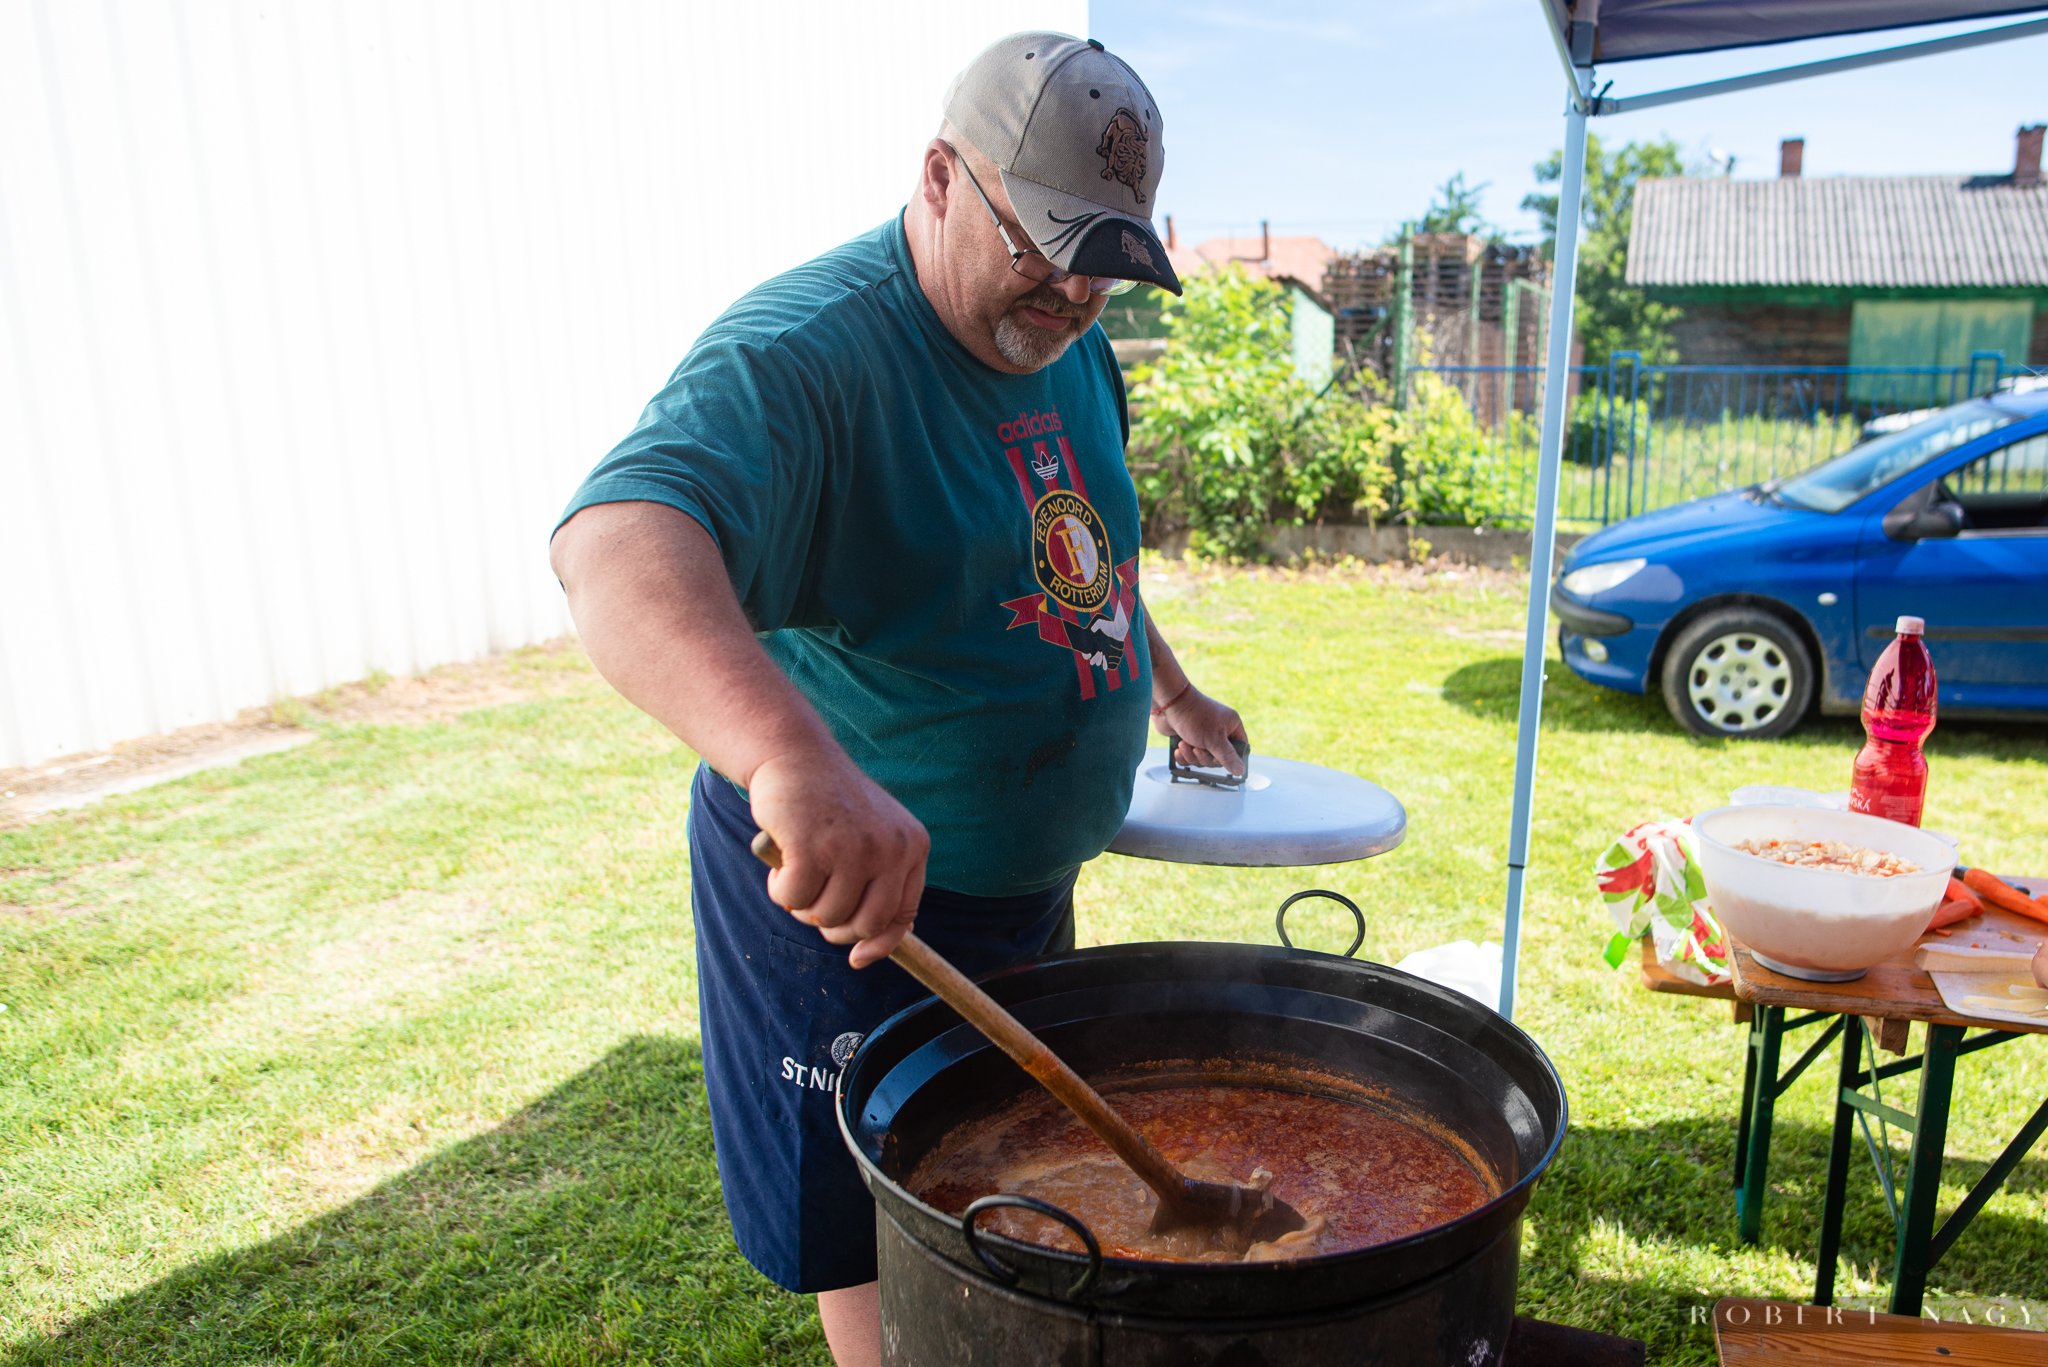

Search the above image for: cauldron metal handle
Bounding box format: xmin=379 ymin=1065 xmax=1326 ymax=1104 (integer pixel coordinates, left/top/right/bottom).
xmin=961 ymin=1194 xmax=1102 ymax=1300
xmin=1274 ymin=889 xmax=1366 ymax=959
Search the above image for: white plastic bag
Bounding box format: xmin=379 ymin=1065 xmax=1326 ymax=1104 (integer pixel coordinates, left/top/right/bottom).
xmin=1395 ymin=940 xmax=1503 ymax=1010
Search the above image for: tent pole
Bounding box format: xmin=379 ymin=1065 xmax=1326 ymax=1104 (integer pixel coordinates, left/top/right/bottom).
xmin=1497 ymin=89 xmax=1590 ymax=1020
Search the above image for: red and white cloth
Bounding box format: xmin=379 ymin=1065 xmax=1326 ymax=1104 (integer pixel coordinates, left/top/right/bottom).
xmin=1597 ymin=819 xmax=1731 ymax=987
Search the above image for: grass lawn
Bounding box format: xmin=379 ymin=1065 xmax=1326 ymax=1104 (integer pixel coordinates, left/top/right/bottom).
xmin=4 ymin=563 xmax=2044 ymax=1365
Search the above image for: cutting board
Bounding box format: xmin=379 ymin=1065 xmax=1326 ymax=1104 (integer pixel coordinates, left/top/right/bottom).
xmin=1918 ymin=877 xmax=2046 ymax=1027
xmin=1929 ymin=970 xmax=2048 ymax=1029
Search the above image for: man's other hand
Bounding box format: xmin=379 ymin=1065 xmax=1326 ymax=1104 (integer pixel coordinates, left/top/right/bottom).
xmin=1153 ymin=686 xmax=1248 ymax=777
xmin=748 ymin=749 xmax=930 ymax=968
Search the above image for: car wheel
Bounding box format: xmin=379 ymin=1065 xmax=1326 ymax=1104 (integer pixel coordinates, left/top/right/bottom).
xmin=1659 ymin=608 xmax=1815 ymax=740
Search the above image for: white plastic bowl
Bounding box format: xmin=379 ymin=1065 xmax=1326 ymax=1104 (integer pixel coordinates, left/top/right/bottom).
xmin=1693 ymin=805 xmax=1958 ymax=981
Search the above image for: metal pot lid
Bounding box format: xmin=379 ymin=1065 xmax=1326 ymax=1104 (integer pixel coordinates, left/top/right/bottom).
xmin=1108 ymin=744 xmax=1406 ymax=866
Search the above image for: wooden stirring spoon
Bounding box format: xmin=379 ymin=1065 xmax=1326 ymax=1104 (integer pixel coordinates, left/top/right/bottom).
xmin=750 ymin=830 xmax=1306 ymax=1249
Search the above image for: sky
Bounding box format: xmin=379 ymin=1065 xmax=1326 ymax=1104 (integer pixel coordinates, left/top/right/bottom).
xmin=1091 ymin=2 xmax=2048 ymax=251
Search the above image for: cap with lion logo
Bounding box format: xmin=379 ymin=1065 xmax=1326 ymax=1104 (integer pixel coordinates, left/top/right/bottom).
xmin=944 ymin=33 xmax=1182 ymax=295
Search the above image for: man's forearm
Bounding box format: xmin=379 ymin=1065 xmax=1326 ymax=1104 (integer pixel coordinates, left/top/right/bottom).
xmin=550 ymin=500 xmax=834 ymax=786
xmin=1144 ymin=612 xmax=1188 ymax=706
xmin=1142 ymin=605 xmax=1246 ymax=772
xmin=554 ymin=498 xmax=930 ymax=963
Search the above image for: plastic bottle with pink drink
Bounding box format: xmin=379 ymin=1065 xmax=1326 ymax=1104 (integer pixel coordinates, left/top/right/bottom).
xmin=1849 ymin=615 xmax=1937 ymax=827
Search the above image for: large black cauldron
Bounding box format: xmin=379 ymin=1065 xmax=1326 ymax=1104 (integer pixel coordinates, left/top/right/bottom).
xmin=837 ymin=939 xmax=1566 ymax=1367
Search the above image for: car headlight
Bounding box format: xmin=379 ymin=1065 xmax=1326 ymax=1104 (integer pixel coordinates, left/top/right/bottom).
xmin=1561 ymin=558 xmax=1646 ymax=597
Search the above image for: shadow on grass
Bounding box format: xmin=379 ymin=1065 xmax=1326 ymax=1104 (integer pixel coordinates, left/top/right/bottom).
xmin=1443 ymin=655 xmax=2044 ymax=759
xmin=1528 ymin=1113 xmax=2048 ymax=1309
xmin=5 ymin=1037 xmax=824 ymax=1367
xmin=1442 ymin=656 xmax=1667 ymax=735
xmin=17 ymin=1048 xmax=2040 ymax=1366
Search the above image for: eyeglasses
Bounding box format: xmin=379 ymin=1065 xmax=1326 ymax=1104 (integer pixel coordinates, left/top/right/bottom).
xmin=946 ymin=145 xmax=1140 ymax=298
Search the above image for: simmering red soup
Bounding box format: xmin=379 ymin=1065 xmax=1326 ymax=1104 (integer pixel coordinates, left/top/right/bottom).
xmin=908 ymin=1073 xmax=1498 ymax=1263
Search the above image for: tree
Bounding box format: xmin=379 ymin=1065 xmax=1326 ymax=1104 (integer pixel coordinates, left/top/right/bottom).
xmin=1419 ymin=171 xmax=1493 ymax=237
xmin=1521 ymin=134 xmax=1687 ymax=367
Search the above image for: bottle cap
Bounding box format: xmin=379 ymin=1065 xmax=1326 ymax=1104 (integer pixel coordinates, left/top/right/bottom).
xmin=1896 ymin=615 xmax=1925 ymax=635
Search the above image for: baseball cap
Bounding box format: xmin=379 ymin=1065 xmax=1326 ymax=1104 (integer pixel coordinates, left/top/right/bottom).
xmin=943 ymin=33 xmax=1182 ymax=295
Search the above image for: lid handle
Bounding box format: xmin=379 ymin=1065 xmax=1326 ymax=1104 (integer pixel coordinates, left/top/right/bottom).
xmin=1165 ymin=734 xmax=1252 ymax=789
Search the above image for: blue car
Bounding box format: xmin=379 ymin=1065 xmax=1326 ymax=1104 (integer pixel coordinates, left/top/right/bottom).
xmin=1553 ymin=386 xmax=2048 ymax=738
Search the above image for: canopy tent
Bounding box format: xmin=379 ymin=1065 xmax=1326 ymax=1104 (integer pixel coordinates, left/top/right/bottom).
xmin=1541 ymin=1 xmax=2048 ymax=62
xmin=1496 ymin=0 xmax=2048 ymax=1018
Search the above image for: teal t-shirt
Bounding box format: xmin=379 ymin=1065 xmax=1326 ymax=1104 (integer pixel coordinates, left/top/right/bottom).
xmin=560 ymin=216 xmax=1151 ymax=896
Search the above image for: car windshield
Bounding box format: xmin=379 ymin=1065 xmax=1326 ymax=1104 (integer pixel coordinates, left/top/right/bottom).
xmin=1773 ymin=400 xmax=2022 ymax=513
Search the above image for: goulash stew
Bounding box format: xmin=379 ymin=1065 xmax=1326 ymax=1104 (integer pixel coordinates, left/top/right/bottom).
xmin=909 ymin=1071 xmax=1499 ymax=1263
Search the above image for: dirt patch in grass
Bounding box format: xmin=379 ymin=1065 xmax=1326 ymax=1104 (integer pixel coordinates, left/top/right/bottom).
xmin=0 ymin=857 xmax=142 ymax=921
xmin=288 ymin=1102 xmax=441 ymax=1205
xmin=0 ymin=897 xmax=100 ymax=924
xmin=0 ymin=721 xmax=310 ymax=822
xmin=0 ymin=640 xmax=593 ymax=829
xmin=305 ymin=640 xmax=590 ymax=725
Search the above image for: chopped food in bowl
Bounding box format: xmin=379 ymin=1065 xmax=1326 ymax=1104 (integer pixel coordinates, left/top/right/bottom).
xmin=1731 ymin=839 xmax=1920 ymax=877
xmin=1694 ymin=805 xmax=1958 ymax=981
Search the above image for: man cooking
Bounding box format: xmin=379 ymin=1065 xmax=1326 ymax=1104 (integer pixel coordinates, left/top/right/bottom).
xmin=548 ymin=33 xmax=1245 ymax=1367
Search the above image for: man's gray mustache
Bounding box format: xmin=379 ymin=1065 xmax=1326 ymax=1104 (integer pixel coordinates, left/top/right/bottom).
xmin=1013 ymin=289 xmax=1087 ymax=319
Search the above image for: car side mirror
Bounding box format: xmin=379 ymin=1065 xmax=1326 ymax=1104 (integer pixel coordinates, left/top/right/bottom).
xmin=1882 ymin=501 xmax=1964 ymax=541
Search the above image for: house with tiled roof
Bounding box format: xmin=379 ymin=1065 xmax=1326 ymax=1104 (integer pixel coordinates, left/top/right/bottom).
xmin=1103 ymin=219 xmax=1339 ymax=383
xmin=1178 ymin=226 xmax=1337 ymax=299
xmin=1627 ymin=127 xmax=2048 ymax=380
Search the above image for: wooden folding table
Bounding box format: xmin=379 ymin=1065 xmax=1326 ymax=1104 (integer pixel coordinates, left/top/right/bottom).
xmin=1727 ymin=892 xmax=2048 ymax=1316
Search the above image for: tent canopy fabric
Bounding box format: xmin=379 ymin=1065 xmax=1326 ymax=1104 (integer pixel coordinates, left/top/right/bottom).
xmin=1545 ymin=0 xmax=2048 ymax=63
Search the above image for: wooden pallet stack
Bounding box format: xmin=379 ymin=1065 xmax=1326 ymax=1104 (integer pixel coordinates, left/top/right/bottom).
xmin=1322 ymin=233 xmax=1551 ymax=423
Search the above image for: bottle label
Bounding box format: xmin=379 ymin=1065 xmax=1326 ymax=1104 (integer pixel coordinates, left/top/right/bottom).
xmin=1849 ymin=786 xmax=1925 ymax=827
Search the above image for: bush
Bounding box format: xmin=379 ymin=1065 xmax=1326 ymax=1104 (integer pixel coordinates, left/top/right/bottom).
xmin=1127 ymin=268 xmax=1394 ymax=558
xmin=1392 ymin=372 xmax=1528 ymax=527
xmin=1128 ymin=274 xmax=1555 ymax=550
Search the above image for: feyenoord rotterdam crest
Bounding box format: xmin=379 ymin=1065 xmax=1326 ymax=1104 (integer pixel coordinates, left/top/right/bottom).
xmin=1032 ymin=490 xmax=1112 ymax=617
xmin=995 ymin=406 xmax=1141 ymax=700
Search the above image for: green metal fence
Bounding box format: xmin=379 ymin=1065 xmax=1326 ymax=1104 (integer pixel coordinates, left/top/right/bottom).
xmin=1406 ymin=351 xmax=2021 ymax=527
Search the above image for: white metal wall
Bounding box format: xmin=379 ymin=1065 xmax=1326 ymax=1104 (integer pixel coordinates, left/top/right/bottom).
xmin=0 ymin=0 xmax=1087 ymax=768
